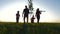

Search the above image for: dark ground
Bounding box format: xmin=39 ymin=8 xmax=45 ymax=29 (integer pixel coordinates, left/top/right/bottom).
xmin=0 ymin=22 xmax=60 ymax=34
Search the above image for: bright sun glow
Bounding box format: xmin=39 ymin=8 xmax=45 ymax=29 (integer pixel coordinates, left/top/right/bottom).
xmin=0 ymin=2 xmax=54 ymax=22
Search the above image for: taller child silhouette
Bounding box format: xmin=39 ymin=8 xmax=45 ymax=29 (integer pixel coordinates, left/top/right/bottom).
xmin=16 ymin=11 xmax=20 ymax=23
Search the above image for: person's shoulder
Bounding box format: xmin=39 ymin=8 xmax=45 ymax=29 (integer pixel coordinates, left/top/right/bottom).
xmin=16 ymin=14 xmax=17 ymax=15
xmin=27 ymin=8 xmax=28 ymax=9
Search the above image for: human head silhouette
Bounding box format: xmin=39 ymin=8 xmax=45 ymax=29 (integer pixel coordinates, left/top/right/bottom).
xmin=17 ymin=11 xmax=19 ymax=14
xmin=37 ymin=8 xmax=39 ymax=11
xmin=25 ymin=5 xmax=27 ymax=9
xmin=32 ymin=15 xmax=34 ymax=17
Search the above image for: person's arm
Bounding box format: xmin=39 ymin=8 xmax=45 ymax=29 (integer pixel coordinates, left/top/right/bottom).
xmin=34 ymin=17 xmax=35 ymax=19
xmin=22 ymin=9 xmax=25 ymax=17
xmin=23 ymin=9 xmax=25 ymax=14
xmin=39 ymin=11 xmax=41 ymax=14
xmin=35 ymin=11 xmax=37 ymax=17
xmin=19 ymin=14 xmax=20 ymax=17
xmin=16 ymin=14 xmax=17 ymax=17
xmin=28 ymin=9 xmax=29 ymax=14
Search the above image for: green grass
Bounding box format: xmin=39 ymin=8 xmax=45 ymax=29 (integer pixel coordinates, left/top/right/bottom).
xmin=0 ymin=22 xmax=60 ymax=34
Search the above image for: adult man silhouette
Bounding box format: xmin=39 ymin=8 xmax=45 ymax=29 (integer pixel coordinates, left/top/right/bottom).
xmin=23 ymin=5 xmax=29 ymax=23
xmin=35 ymin=8 xmax=41 ymax=23
xmin=16 ymin=11 xmax=20 ymax=23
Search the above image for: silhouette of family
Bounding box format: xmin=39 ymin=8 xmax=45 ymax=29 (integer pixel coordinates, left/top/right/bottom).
xmin=16 ymin=5 xmax=41 ymax=23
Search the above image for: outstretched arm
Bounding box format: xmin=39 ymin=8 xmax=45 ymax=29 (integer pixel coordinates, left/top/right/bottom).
xmin=40 ymin=10 xmax=46 ymax=12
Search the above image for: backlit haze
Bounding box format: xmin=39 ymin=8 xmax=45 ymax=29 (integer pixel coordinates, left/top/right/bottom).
xmin=0 ymin=0 xmax=60 ymax=22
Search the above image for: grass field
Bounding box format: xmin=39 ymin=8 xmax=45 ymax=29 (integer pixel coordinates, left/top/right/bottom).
xmin=0 ymin=22 xmax=60 ymax=34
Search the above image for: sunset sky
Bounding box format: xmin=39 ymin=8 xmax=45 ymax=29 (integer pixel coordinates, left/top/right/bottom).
xmin=0 ymin=0 xmax=60 ymax=22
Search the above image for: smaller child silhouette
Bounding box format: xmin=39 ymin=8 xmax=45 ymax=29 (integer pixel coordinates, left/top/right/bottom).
xmin=31 ymin=15 xmax=35 ymax=23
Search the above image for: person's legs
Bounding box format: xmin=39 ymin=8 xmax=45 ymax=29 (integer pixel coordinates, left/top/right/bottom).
xmin=31 ymin=20 xmax=33 ymax=23
xmin=16 ymin=18 xmax=18 ymax=23
xmin=16 ymin=18 xmax=19 ymax=23
xmin=27 ymin=16 xmax=28 ymax=23
xmin=24 ymin=16 xmax=25 ymax=23
xmin=38 ymin=17 xmax=40 ymax=23
xmin=37 ymin=19 xmax=39 ymax=23
xmin=37 ymin=16 xmax=40 ymax=23
xmin=18 ymin=18 xmax=19 ymax=23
